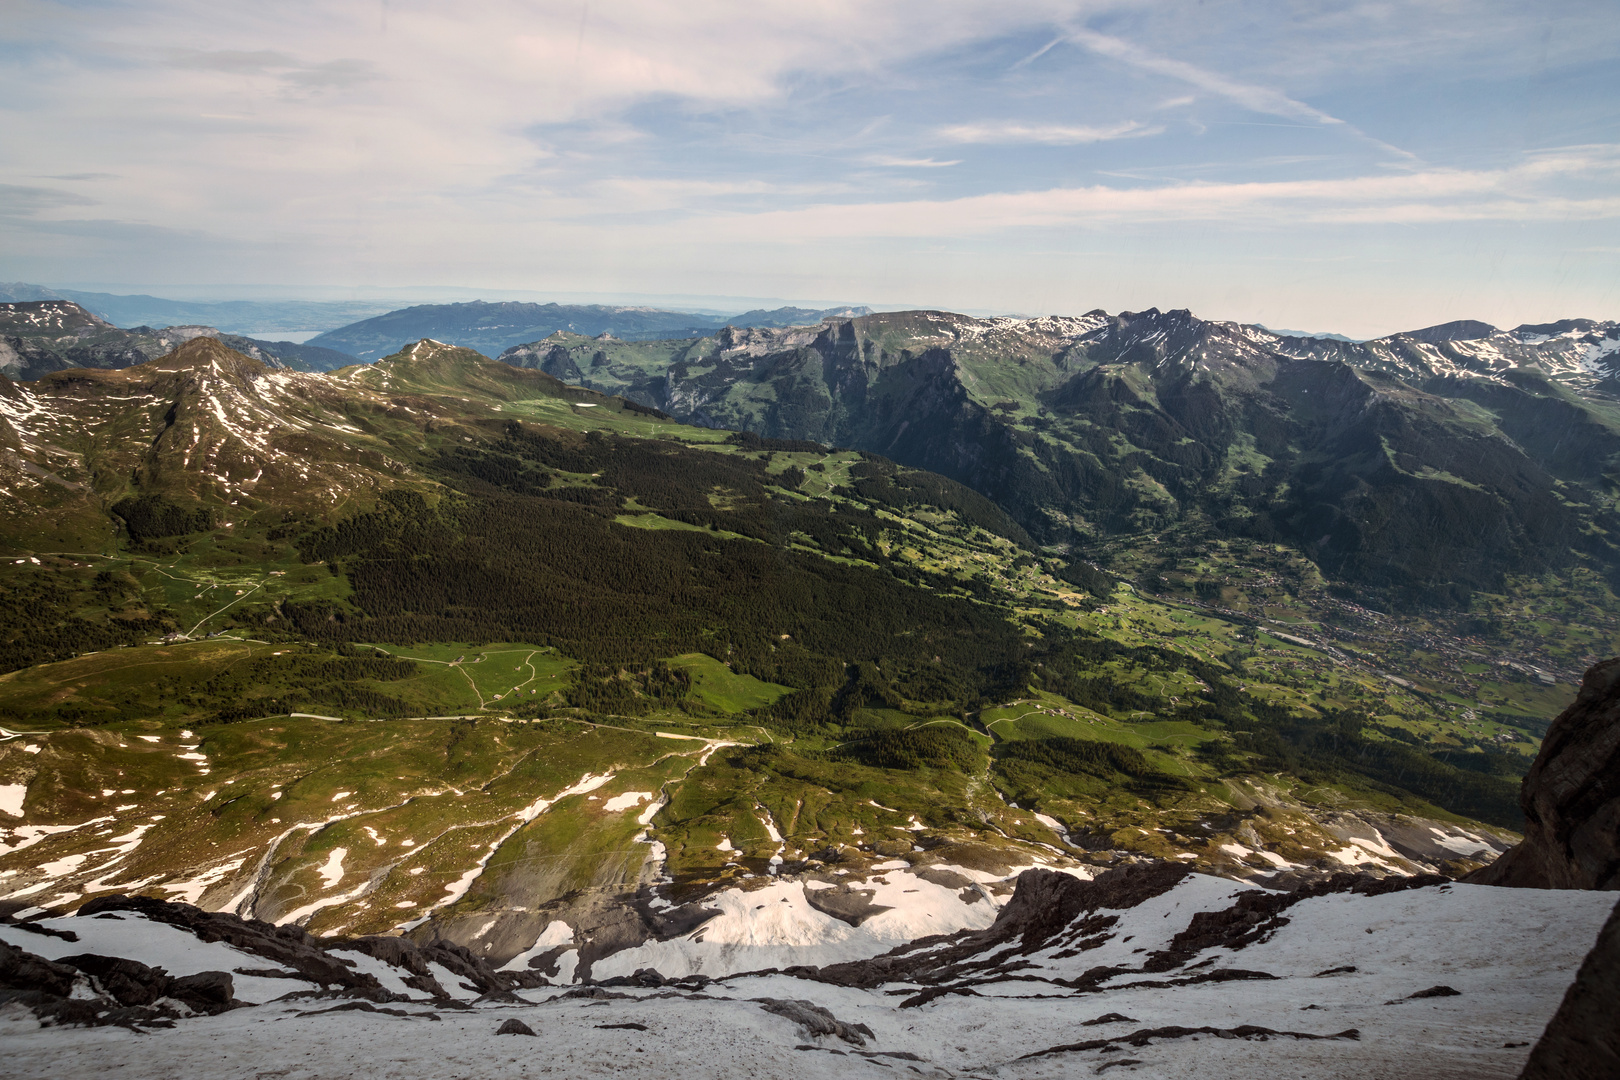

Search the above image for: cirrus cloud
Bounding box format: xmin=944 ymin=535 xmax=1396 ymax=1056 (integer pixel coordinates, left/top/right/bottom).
xmin=937 ymin=120 xmax=1158 ymax=145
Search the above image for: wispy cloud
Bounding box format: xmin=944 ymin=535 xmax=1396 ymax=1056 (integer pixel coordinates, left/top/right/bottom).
xmin=1063 ymin=26 xmax=1421 ymax=163
xmin=0 ymin=183 xmax=96 ymax=216
xmin=686 ymin=146 xmax=1620 ymax=240
xmin=0 ymin=0 xmax=1615 ymax=331
xmin=866 ymin=156 xmax=962 ymax=168
xmin=1067 ymin=28 xmax=1342 ymax=127
xmin=166 ymin=48 xmax=378 ymax=92
xmin=938 ymin=120 xmax=1158 ymax=145
xmin=166 ymin=49 xmax=298 ymax=73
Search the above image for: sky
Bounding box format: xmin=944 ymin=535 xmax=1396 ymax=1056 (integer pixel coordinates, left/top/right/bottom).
xmin=1 ymin=0 xmax=1617 ymax=336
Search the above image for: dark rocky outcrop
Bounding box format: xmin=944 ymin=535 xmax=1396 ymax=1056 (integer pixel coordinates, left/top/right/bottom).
xmin=77 ymin=895 xmax=520 ymax=1000
xmin=783 ymin=863 xmax=1453 ymax=1009
xmin=1470 ymin=658 xmax=1620 ymax=890
xmin=798 ymin=863 xmax=1190 ymax=991
xmin=1020 ymin=1023 xmax=1361 ymax=1061
xmin=0 ymin=938 xmax=79 ymax=999
xmin=1141 ymin=872 xmax=1448 ymax=972
xmin=754 ymin=998 xmax=874 ymax=1046
xmin=78 ymin=895 xmax=366 ymax=988
xmin=802 ymin=883 xmax=892 ymax=926
xmin=334 ymin=934 xmax=516 ymax=1000
xmin=1518 ymin=897 xmax=1620 ymax=1080
xmin=0 ymin=937 xmax=235 ymax=1028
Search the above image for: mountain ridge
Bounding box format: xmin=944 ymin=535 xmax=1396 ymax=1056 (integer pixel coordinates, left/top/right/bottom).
xmin=307 ymin=300 xmax=876 ymax=362
xmin=0 ymin=300 xmax=359 ymax=379
xmin=494 ymin=305 xmax=1620 ymax=604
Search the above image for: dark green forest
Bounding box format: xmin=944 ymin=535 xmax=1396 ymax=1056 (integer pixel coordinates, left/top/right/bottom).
xmin=277 ymin=423 xmax=1524 ymax=828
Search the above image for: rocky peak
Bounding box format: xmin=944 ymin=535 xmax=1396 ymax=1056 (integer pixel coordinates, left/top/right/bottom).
xmin=1514 ymin=318 xmax=1605 ymax=338
xmin=147 ymin=337 xmax=274 ymax=383
xmin=385 ymin=339 xmax=484 ymax=364
xmin=0 ymin=300 xmax=116 ymax=338
xmin=1074 ymin=306 xmax=1279 ymax=380
xmin=1397 ymin=319 xmax=1499 ymax=344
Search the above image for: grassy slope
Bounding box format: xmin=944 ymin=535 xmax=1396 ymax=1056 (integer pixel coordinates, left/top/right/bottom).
xmin=0 ymin=336 xmax=1554 ymax=935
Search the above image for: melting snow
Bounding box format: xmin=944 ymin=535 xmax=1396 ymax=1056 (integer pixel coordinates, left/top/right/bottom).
xmin=160 ymin=856 xmax=249 ymax=905
xmin=317 ymin=847 xmax=348 ymax=889
xmin=592 ymin=867 xmax=1005 ymax=979
xmin=603 ymin=791 xmax=653 ymax=812
xmin=516 ymin=771 xmax=614 ymax=823
xmin=0 ymin=783 xmax=25 ymax=817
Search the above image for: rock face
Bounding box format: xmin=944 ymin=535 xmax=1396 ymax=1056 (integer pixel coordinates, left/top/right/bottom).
xmin=77 ymin=895 xmax=528 ymax=998
xmin=1519 ymin=897 xmax=1620 ymax=1080
xmin=1470 ymin=657 xmax=1620 ymax=890
xmin=0 ymin=937 xmax=237 ymax=1028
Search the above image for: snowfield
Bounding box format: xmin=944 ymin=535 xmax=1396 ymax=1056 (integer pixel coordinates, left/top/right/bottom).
xmin=0 ymin=872 xmax=1611 ymax=1080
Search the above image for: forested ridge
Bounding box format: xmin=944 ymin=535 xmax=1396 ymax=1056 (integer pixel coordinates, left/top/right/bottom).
xmin=270 ymin=420 xmax=1524 ymax=828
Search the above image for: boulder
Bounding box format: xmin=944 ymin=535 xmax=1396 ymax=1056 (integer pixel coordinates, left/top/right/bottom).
xmin=58 ymin=953 xmax=171 ymax=1007
xmin=495 ymin=1018 xmax=537 ymax=1036
xmin=170 ymin=970 xmax=237 ymax=1014
xmin=754 ymin=998 xmax=873 ymax=1046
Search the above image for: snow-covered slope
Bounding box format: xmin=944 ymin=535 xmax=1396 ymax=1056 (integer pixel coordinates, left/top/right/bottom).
xmin=1 ymin=868 xmax=1611 ymax=1079
xmin=1269 ymin=317 xmax=1620 ymax=393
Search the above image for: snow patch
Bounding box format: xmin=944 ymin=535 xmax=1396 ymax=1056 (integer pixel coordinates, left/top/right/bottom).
xmin=0 ymin=783 xmax=25 ymax=817
xmin=592 ymin=867 xmax=1005 ymax=980
xmin=160 ymin=856 xmax=249 ymax=905
xmin=603 ymin=791 xmax=653 ymax=812
xmin=317 ymin=847 xmax=348 ymax=889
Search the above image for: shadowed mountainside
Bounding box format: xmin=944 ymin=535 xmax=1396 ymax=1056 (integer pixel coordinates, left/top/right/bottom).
xmin=498 ymin=307 xmax=1620 ymax=603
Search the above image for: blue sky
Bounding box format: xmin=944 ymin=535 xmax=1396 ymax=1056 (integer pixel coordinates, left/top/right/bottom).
xmin=1 ymin=0 xmax=1616 ymax=335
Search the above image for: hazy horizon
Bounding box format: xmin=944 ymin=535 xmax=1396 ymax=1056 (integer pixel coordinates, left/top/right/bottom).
xmin=4 ymin=279 xmax=1560 ymax=342
xmin=3 ymin=1 xmax=1616 ymax=338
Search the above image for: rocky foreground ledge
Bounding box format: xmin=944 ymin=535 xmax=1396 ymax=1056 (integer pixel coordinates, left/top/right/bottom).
xmin=2 ymin=863 xmax=1614 ymax=1080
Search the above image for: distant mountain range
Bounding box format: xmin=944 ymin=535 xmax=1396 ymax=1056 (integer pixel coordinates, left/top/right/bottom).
xmin=0 ymin=283 xmax=399 ymax=337
xmin=304 ymin=300 xmax=874 ymax=361
xmin=0 ymin=284 xmax=876 ymax=367
xmin=0 ymin=301 xmax=358 ymax=380
xmin=498 ymin=307 xmax=1620 ymax=604
xmin=8 ymin=288 xmax=1620 ymax=602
